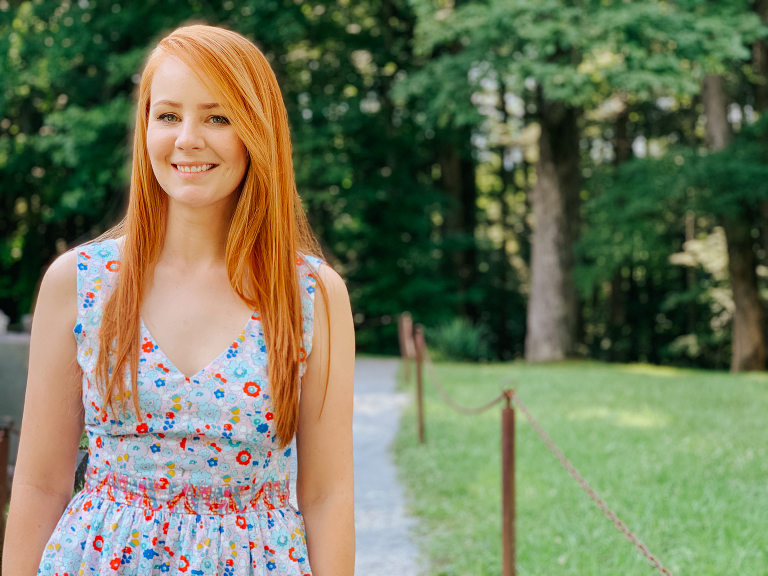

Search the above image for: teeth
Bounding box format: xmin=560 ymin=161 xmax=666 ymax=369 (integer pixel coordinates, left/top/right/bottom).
xmin=176 ymin=164 xmax=213 ymax=173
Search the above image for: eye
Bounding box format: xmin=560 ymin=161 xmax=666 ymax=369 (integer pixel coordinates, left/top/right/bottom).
xmin=208 ymin=115 xmax=230 ymax=125
xmin=158 ymin=112 xmax=180 ymax=123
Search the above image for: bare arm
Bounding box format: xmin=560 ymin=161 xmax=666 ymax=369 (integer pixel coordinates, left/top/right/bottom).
xmin=2 ymin=250 xmax=84 ymax=576
xmin=296 ymin=263 xmax=356 ymax=575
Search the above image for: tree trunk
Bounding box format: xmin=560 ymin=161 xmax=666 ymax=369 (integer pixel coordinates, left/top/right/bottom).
xmin=753 ymin=0 xmax=768 ymax=112
xmin=607 ymin=106 xmax=632 ymax=359
xmin=702 ymin=74 xmax=766 ymax=371
xmin=723 ymin=218 xmax=765 ymax=371
xmin=702 ymin=75 xmax=731 ymax=150
xmin=525 ymin=92 xmax=580 ymax=361
xmin=439 ymin=140 xmax=478 ymax=318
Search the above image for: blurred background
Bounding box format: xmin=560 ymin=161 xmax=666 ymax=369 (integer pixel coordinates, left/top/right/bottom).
xmin=1 ymin=0 xmax=767 ymax=371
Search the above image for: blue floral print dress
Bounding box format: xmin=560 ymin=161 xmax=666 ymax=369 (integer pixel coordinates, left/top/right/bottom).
xmin=38 ymin=238 xmax=322 ymax=576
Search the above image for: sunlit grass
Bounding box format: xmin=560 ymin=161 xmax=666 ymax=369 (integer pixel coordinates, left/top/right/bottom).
xmin=393 ymin=360 xmax=768 ymax=575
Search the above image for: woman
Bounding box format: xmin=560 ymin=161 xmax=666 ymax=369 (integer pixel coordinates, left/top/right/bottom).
xmin=3 ymin=24 xmax=355 ymax=576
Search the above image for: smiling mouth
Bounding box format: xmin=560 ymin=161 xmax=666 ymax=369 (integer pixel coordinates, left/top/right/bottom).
xmin=172 ymin=164 xmax=217 ymax=173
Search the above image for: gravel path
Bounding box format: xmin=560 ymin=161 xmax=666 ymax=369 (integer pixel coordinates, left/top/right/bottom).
xmin=290 ymin=357 xmax=422 ymax=575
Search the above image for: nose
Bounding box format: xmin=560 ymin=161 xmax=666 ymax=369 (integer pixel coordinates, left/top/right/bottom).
xmin=175 ymin=118 xmax=205 ymax=151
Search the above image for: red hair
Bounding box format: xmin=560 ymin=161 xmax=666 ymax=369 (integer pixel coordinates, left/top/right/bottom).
xmin=94 ymin=24 xmax=325 ymax=448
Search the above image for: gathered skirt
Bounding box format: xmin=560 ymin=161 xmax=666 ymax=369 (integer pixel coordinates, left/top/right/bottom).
xmin=37 ymin=468 xmax=312 ymax=576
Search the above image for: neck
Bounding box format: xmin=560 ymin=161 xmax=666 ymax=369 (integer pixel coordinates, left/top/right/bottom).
xmin=160 ymin=194 xmax=238 ymax=268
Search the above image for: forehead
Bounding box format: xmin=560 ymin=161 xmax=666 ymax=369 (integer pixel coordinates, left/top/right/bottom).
xmin=150 ymin=56 xmax=217 ymax=105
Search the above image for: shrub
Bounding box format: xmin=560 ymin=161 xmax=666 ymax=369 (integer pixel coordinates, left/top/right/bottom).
xmin=425 ymin=317 xmax=491 ymax=362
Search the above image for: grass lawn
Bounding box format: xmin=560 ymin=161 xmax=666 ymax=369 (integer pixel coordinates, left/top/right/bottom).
xmin=393 ymin=360 xmax=768 ymax=575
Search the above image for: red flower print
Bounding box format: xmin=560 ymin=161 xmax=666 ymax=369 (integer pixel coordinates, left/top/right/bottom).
xmin=142 ymin=341 xmax=154 ymax=353
xmin=299 ymin=347 xmax=307 ymax=362
xmin=226 ymin=559 xmax=234 ymax=566
xmin=265 ymin=412 xmax=274 ymax=421
xmin=86 ymin=291 xmax=95 ymax=299
xmin=136 ymin=423 xmax=148 ymax=433
xmin=243 ymin=382 xmax=261 ymax=397
xmin=93 ymin=535 xmax=104 ymax=552
xmin=110 ymin=557 xmax=121 ymax=570
xmin=236 ymin=516 xmax=247 ymax=529
xmin=236 ymin=450 xmax=252 ymax=465
xmin=106 ymin=260 xmax=120 ymax=272
xmin=96 ymin=437 xmax=102 ymax=448
xmin=83 ymin=500 xmax=92 ymax=511
xmin=166 ymin=412 xmax=175 ymax=419
xmin=179 ymin=555 xmax=190 ymax=572
xmin=122 ymin=546 xmax=132 ymax=555
xmin=289 ymin=547 xmax=299 ymax=561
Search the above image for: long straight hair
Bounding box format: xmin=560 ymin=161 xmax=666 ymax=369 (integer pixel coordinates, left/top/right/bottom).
xmin=95 ymin=24 xmax=325 ymax=448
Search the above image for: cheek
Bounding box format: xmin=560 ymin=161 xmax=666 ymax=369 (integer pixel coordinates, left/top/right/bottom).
xmin=146 ymin=126 xmax=173 ymax=165
xmin=226 ymin=138 xmax=249 ymax=179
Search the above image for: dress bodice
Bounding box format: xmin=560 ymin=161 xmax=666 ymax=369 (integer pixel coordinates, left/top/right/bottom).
xmin=74 ymin=238 xmax=321 ymax=507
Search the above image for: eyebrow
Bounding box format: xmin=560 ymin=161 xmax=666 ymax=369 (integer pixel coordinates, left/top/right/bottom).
xmin=153 ymin=100 xmax=222 ymax=110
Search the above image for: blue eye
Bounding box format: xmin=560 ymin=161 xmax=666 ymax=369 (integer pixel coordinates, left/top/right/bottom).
xmin=209 ymin=115 xmax=230 ymax=125
xmin=158 ymin=113 xmax=179 ymax=123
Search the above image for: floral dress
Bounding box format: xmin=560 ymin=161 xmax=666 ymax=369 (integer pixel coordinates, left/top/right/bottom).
xmin=38 ymin=238 xmax=322 ymax=576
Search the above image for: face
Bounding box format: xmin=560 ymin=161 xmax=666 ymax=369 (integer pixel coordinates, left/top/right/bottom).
xmin=146 ymin=56 xmax=249 ymax=211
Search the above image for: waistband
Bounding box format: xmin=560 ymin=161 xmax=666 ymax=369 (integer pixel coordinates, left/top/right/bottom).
xmin=84 ymin=466 xmax=291 ymax=515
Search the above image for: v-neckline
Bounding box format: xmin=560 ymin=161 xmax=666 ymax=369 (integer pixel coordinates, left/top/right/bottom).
xmin=139 ymin=314 xmax=256 ymax=381
xmin=106 ymin=238 xmax=258 ymax=381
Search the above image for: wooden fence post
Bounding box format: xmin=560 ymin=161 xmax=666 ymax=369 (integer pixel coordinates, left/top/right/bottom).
xmin=414 ymin=324 xmax=426 ymax=444
xmin=0 ymin=417 xmax=12 ymax=554
xmin=398 ymin=312 xmax=415 ymax=383
xmin=502 ymin=391 xmax=516 ymax=576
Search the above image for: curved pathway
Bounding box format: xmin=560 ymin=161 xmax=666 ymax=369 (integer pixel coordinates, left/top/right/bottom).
xmin=291 ymin=357 xmax=421 ymax=575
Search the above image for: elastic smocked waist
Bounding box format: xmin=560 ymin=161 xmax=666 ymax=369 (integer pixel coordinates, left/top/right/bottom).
xmin=84 ymin=466 xmax=291 ymax=515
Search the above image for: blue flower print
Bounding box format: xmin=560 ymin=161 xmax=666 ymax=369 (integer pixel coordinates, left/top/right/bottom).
xmin=140 ymin=390 xmax=162 ymax=413
xmin=44 ymin=243 xmax=320 ymax=576
xmin=189 ymin=387 xmax=212 ymax=404
xmin=225 ymin=360 xmax=249 ymax=379
xmin=198 ymin=402 xmax=221 ymax=424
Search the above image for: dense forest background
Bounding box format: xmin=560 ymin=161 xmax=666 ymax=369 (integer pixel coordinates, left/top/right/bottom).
xmin=2 ymin=0 xmax=768 ymax=370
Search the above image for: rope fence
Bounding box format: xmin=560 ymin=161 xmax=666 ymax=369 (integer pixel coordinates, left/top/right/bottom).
xmin=398 ymin=312 xmax=673 ymax=576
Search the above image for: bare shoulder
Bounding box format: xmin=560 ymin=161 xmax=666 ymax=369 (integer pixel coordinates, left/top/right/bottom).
xmin=36 ymin=249 xmax=78 ymax=325
xmin=314 ymin=261 xmax=350 ymax=307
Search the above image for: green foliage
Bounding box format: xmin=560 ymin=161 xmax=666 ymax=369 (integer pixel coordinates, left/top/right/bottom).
xmin=575 ymin=118 xmax=768 ymax=368
xmin=2 ymin=0 xmax=768 ymax=366
xmin=425 ymin=317 xmax=491 ymax=362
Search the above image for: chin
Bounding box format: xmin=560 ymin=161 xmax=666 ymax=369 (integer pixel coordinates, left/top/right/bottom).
xmin=164 ymin=187 xmax=237 ymax=209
